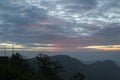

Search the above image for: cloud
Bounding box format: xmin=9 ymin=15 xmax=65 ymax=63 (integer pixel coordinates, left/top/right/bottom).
xmin=94 ymin=23 xmax=120 ymax=38
xmin=0 ymin=0 xmax=120 ymax=52
xmin=63 ymin=0 xmax=97 ymax=10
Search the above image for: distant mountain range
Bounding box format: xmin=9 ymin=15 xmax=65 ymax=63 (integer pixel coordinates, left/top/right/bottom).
xmin=51 ymin=55 xmax=120 ymax=80
xmin=84 ymin=60 xmax=120 ymax=68
xmin=28 ymin=55 xmax=120 ymax=80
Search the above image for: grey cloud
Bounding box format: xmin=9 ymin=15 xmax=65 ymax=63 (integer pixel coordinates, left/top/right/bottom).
xmin=40 ymin=0 xmax=97 ymax=14
xmin=84 ymin=23 xmax=120 ymax=45
xmin=60 ymin=0 xmax=96 ymax=7
xmin=64 ymin=0 xmax=97 ymax=10
xmin=0 ymin=23 xmax=68 ymax=45
xmin=0 ymin=0 xmax=120 ymax=48
xmin=0 ymin=0 xmax=49 ymax=45
xmin=0 ymin=8 xmax=48 ymax=25
xmin=0 ymin=0 xmax=48 ymax=23
xmin=95 ymin=23 xmax=120 ymax=38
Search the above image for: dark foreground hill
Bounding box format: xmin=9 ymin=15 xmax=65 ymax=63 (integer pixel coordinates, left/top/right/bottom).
xmin=51 ymin=55 xmax=120 ymax=80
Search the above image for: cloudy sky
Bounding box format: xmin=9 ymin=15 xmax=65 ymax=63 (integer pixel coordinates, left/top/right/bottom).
xmin=0 ymin=0 xmax=120 ymax=55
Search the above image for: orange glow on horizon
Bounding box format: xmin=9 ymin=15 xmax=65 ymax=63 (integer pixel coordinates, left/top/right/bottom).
xmin=1 ymin=43 xmax=120 ymax=52
xmin=84 ymin=45 xmax=120 ymax=51
xmin=0 ymin=43 xmax=61 ymax=52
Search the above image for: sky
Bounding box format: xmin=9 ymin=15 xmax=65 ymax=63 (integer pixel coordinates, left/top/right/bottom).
xmin=0 ymin=0 xmax=120 ymax=61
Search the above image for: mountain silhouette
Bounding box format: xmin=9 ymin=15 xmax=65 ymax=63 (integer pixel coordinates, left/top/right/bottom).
xmin=51 ymin=55 xmax=120 ymax=80
xmin=27 ymin=55 xmax=120 ymax=80
xmin=51 ymin=55 xmax=87 ymax=80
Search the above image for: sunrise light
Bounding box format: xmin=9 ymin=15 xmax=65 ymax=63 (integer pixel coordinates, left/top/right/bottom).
xmin=84 ymin=45 xmax=120 ymax=51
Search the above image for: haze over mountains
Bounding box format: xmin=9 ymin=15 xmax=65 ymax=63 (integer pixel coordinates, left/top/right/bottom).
xmin=28 ymin=54 xmax=120 ymax=80
xmin=51 ymin=55 xmax=120 ymax=80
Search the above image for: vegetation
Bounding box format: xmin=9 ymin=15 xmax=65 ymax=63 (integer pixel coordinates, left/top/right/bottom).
xmin=0 ymin=53 xmax=36 ymax=80
xmin=0 ymin=53 xmax=85 ymax=80
xmin=71 ymin=72 xmax=85 ymax=80
xmin=36 ymin=53 xmax=64 ymax=80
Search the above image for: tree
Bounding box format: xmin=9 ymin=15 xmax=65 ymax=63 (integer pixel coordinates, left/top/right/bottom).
xmin=71 ymin=72 xmax=85 ymax=80
xmin=10 ymin=53 xmax=24 ymax=65
xmin=0 ymin=53 xmax=38 ymax=80
xmin=36 ymin=53 xmax=63 ymax=80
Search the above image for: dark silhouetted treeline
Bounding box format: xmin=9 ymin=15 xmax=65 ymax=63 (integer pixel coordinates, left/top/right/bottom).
xmin=0 ymin=53 xmax=84 ymax=80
